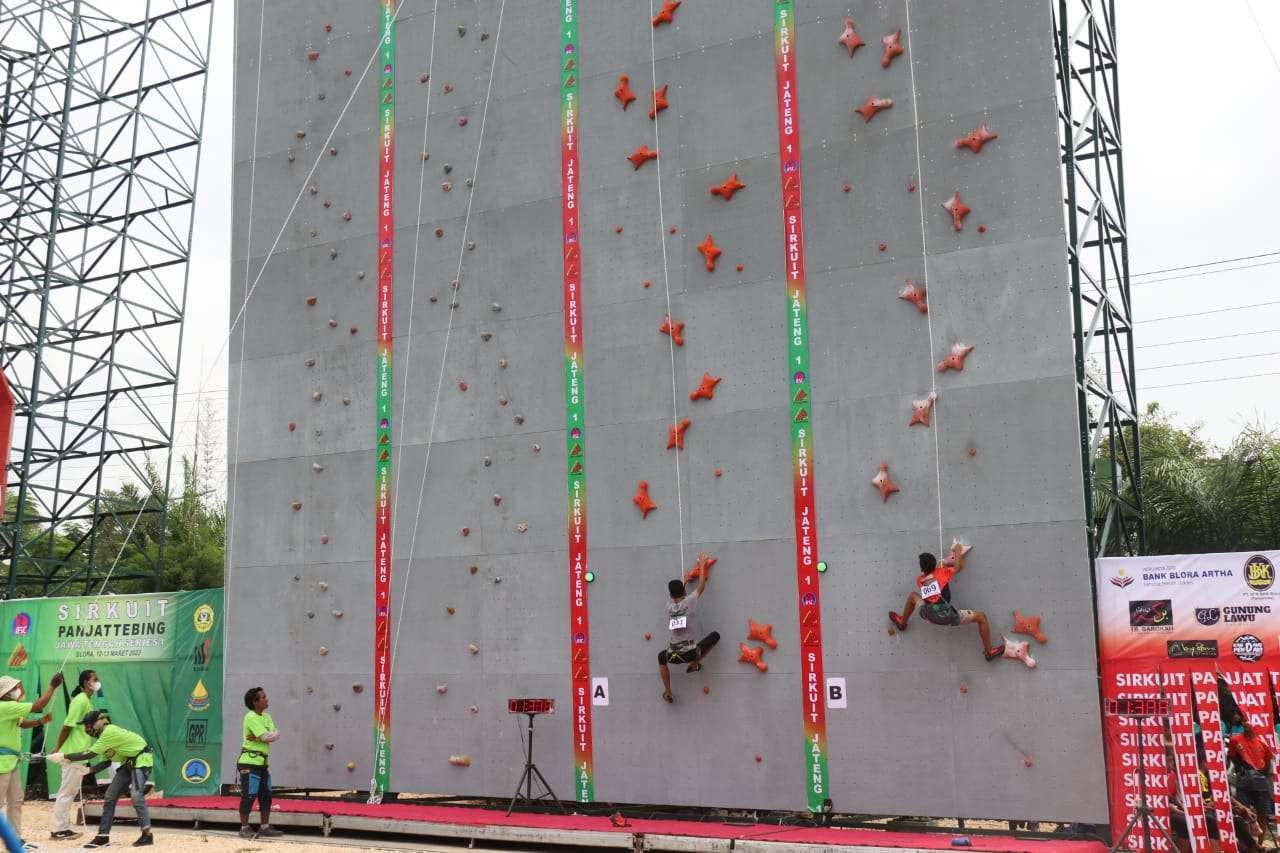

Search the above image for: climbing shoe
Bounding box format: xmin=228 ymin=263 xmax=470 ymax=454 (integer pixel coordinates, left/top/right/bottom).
xmin=258 ymin=827 xmax=284 ymax=838
xmin=985 ymin=644 xmax=1006 ymax=662
xmin=83 ymin=836 xmax=111 ymax=849
xmin=685 ymin=661 xmax=702 ymax=674
xmin=238 ymin=827 xmax=256 ymax=839
xmin=132 ymin=829 xmax=155 ymax=846
xmin=889 ymin=611 xmax=909 ymax=631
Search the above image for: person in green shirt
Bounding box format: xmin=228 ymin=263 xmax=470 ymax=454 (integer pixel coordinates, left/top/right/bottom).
xmin=48 ymin=668 xmax=99 ymax=841
xmin=49 ymin=710 xmax=153 ymax=848
xmin=0 ymin=671 xmax=63 ymax=847
xmin=238 ymin=686 xmax=282 ymax=839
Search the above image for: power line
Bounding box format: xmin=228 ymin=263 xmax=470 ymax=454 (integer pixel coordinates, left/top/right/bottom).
xmin=1135 ymin=329 xmax=1279 ymax=350
xmin=1130 ymin=249 xmax=1280 ymax=279
xmin=1243 ymin=0 xmax=1280 ymax=74
xmin=1138 ymin=350 xmax=1280 ymax=371
xmin=1131 ymin=258 xmax=1280 ymax=287
xmin=1144 ymin=370 xmax=1280 ymax=391
xmin=1138 ymin=300 xmax=1280 ymax=324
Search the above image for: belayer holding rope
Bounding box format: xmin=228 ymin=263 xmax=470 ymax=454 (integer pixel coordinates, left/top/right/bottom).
xmin=659 ymin=562 xmax=720 ymax=703
xmin=48 ymin=668 xmax=100 ymax=841
xmin=889 ymin=543 xmax=1005 ymax=661
xmin=48 ymin=709 xmax=154 ymax=848
xmin=0 ymin=671 xmax=62 ymax=848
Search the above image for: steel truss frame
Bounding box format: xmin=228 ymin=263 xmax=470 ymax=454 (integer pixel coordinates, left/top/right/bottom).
xmin=1054 ymin=0 xmax=1144 ymax=562
xmin=0 ymin=0 xmax=212 ymax=595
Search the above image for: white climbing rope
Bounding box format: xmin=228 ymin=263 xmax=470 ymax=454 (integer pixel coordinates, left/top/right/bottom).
xmin=903 ymin=0 xmax=946 ymax=556
xmin=647 ymin=0 xmax=688 ymax=574
xmin=388 ymin=0 xmax=508 ymax=682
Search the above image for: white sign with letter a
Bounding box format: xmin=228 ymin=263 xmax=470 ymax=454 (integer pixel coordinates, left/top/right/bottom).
xmin=826 ymin=677 xmax=847 ymax=709
xmin=591 ymin=677 xmax=609 ymax=706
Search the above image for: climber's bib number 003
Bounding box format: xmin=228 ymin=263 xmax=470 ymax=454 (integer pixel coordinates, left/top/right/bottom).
xmin=918 ymin=580 xmax=941 ymax=600
xmin=668 ymin=615 xmax=687 ymax=631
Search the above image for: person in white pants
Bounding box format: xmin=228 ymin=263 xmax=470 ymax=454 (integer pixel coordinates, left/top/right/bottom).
xmin=0 ymin=671 xmax=63 ymax=847
xmin=48 ymin=669 xmax=99 ymax=841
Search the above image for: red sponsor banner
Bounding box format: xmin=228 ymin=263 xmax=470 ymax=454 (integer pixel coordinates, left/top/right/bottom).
xmin=1195 ymin=668 xmax=1239 ymax=853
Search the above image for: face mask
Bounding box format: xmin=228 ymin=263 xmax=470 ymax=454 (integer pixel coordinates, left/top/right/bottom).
xmin=5 ymin=688 xmax=21 ymax=701
xmin=89 ymin=681 xmax=101 ymax=693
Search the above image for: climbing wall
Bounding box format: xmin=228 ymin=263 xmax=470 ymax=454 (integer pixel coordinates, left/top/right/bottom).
xmin=225 ymin=0 xmax=1109 ymax=822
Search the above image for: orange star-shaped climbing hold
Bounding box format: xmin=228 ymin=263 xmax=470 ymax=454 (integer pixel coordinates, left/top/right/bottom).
xmin=872 ymin=462 xmax=900 ymax=502
xmin=937 ymin=342 xmax=974 ymax=373
xmin=614 ymin=74 xmax=636 ymax=110
xmin=649 ymin=84 xmax=669 ymax=120
xmin=954 ymin=123 xmax=998 ymax=154
xmin=684 ymin=551 xmax=718 ymax=582
xmin=652 ymin=0 xmax=680 ymax=27
xmin=698 ymin=234 xmax=722 ymax=271
xmin=838 ymin=18 xmax=865 ymax=57
xmin=633 ymin=480 xmax=657 ymax=518
xmin=748 ymin=619 xmax=778 ymax=650
xmin=689 ymin=372 xmax=721 ymax=401
xmin=898 ymin=279 xmax=928 ymax=313
xmin=667 ymin=417 xmax=691 ymax=450
xmin=856 ymin=96 xmax=893 ymax=122
xmin=659 ymin=314 xmax=684 ymax=346
xmin=942 ymin=191 xmax=971 ymax=230
xmin=881 ymin=30 xmax=904 ymax=68
xmin=1013 ymin=611 xmax=1048 ymax=644
xmin=709 ymin=173 xmax=745 ymax=201
xmin=909 ymin=392 xmax=936 ymax=427
xmin=628 ymin=144 xmax=658 ymax=170
xmin=738 ymin=643 xmax=768 ymax=672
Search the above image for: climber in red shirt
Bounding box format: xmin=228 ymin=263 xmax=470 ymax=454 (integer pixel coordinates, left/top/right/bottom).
xmin=888 ymin=544 xmax=1004 ymax=661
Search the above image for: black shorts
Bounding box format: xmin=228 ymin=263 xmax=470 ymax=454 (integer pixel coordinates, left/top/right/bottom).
xmin=920 ymin=601 xmax=975 ymax=627
xmin=658 ymin=632 xmax=719 ymax=666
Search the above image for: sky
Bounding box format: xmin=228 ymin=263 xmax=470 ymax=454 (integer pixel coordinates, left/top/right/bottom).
xmin=175 ymin=0 xmax=1280 ymax=487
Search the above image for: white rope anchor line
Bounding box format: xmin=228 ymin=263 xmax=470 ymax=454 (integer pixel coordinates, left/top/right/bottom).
xmin=388 ymin=0 xmax=440 ymax=568
xmin=389 ymin=0 xmax=508 ymax=683
xmin=903 ymin=0 xmax=946 ymax=557
xmin=647 ymin=0 xmax=687 ymax=574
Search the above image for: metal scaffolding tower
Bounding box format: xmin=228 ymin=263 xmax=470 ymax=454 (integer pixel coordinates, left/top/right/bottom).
xmin=1054 ymin=0 xmax=1145 ymax=561
xmin=0 ymin=0 xmax=213 ymax=595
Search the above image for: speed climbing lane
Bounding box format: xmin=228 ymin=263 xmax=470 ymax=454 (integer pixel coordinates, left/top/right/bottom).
xmin=559 ymin=0 xmax=594 ymax=804
xmin=371 ymin=0 xmax=396 ymax=802
xmin=770 ymin=1 xmax=830 ymax=811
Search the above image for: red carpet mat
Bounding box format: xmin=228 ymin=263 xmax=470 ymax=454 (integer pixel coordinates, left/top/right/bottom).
xmin=149 ymin=796 xmax=1105 ymax=852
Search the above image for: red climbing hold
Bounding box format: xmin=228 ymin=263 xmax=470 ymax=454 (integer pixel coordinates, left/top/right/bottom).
xmin=747 ymin=619 xmax=778 ymax=650
xmin=736 ymin=263 xmax=744 ymax=272
xmin=1024 ymin=755 xmax=1034 ymax=768
xmin=878 ymin=242 xmax=888 ymax=252
xmin=307 ymin=49 xmax=320 ymax=61
xmin=1012 ymin=611 xmax=1048 ymax=644
xmin=648 ymin=84 xmax=669 ymax=120
xmin=652 ymin=0 xmax=680 ymax=27
xmin=689 ymin=373 xmax=721 ymax=401
xmin=856 ymin=96 xmax=893 ymax=122
xmin=457 ymin=380 xmax=468 ymax=392
xmin=614 ymin=74 xmax=636 ymax=109
xmin=703 ymin=686 xmax=710 ymax=695
xmin=838 ymin=18 xmax=866 ymax=57
xmin=942 ymin=191 xmax=971 ymax=231
xmin=898 ymin=279 xmax=928 ymax=314
xmin=659 ymin=315 xmax=685 ymax=346
xmin=633 ymin=480 xmax=657 ymax=518
xmin=714 ymin=468 xmax=723 ymax=478
xmin=738 ymin=643 xmax=768 ymax=673
xmin=872 ymin=462 xmax=900 ymax=502
xmin=615 ymin=225 xmax=624 ymax=234
xmin=667 ymin=417 xmax=691 ymax=450
xmin=669 ymin=225 xmax=678 ymax=235
xmin=954 ymin=123 xmax=998 ymax=154
xmin=291 ymin=500 xmax=302 ymax=511
xmin=978 ymin=224 xmax=987 ymax=234
xmin=909 ymin=392 xmax=937 ymax=427
xmin=642 ymin=280 xmax=651 ymax=289
xmin=287 ymin=422 xmax=297 ymax=432
xmin=685 ymin=552 xmax=718 ymax=583
xmin=306 ymin=296 xmax=318 ymax=306
xmin=710 ymin=174 xmax=745 ymax=201
xmin=880 ymin=30 xmax=904 ymax=68
xmin=628 ymin=145 xmax=658 ymax=170
xmin=644 ymin=632 xmax=652 ymax=641
xmin=461 ymin=526 xmax=470 ymax=537
xmin=755 ymin=754 xmax=764 ymax=763
xmin=698 ymin=234 xmax=722 ymax=271
xmin=937 ymin=343 xmax=974 ymax=373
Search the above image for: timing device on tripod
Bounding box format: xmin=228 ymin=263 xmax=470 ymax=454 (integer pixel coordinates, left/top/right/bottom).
xmin=1105 ymin=696 xmax=1177 ymax=853
xmin=506 ymin=697 xmax=566 ymax=816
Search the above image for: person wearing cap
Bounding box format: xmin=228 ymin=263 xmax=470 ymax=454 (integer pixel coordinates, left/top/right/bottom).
xmin=48 ymin=710 xmax=154 ymax=848
xmin=48 ymin=668 xmax=100 ymax=841
xmin=0 ymin=671 xmax=63 ymax=847
xmin=238 ymin=686 xmax=282 ymax=839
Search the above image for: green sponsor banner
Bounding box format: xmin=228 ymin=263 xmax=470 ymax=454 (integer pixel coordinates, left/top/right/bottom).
xmin=0 ymin=590 xmax=223 ymax=796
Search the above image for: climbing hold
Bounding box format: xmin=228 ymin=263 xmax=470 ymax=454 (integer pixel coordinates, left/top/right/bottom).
xmin=954 ymin=123 xmax=998 ymax=154
xmin=652 ymin=0 xmax=680 ymax=27
xmin=357 ymin=270 xmax=365 ymax=280
xmin=308 ymin=184 xmax=318 ymax=195
xmin=633 ymin=480 xmax=658 ymax=518
xmin=684 ymin=552 xmax=718 ymax=583
xmin=838 ymin=18 xmax=865 ymax=57
xmin=878 ymin=242 xmax=888 ymax=252
xmin=659 ymin=315 xmax=685 ymax=346
xmin=307 ymin=49 xmax=320 ymax=61
xmin=755 ymin=754 xmax=763 ymax=763
xmin=747 ymin=619 xmax=778 ymax=650
xmin=467 ymin=240 xmax=476 ymax=251
xmin=942 ymin=191 xmax=971 ymax=231
xmin=352 ymin=683 xmax=363 ymax=693
xmin=644 ymin=632 xmax=652 ymax=641
xmin=482 ymin=456 xmax=492 ymax=467
xmin=306 ymin=610 xmax=315 ymax=619
xmin=468 ymin=643 xmax=480 ymax=655
xmin=628 ymin=145 xmax=658 ymax=170
xmin=937 ymin=343 xmax=974 ymax=373
xmin=513 ymin=414 xmax=525 ymax=425
xmin=649 ymin=84 xmax=669 ymax=120
xmin=909 ymin=392 xmax=937 ymax=427
xmin=714 ymin=468 xmax=723 ymax=478
xmin=843 ymin=183 xmax=852 ymax=193
xmin=491 ymin=494 xmax=502 ymax=508
xmin=306 ymin=296 xmax=318 ymax=306
xmin=312 ymin=462 xmax=325 ymax=472
xmin=738 ymin=643 xmax=768 ymax=673
xmin=959 ymin=683 xmax=968 ymax=694
xmin=457 ymin=380 xmax=468 ymax=392
xmin=465 ymin=177 xmax=474 ymax=188
xmin=498 ymin=357 xmax=508 ymax=369
xmin=318 ymin=581 xmax=328 ymax=591
xmin=856 ymin=96 xmax=893 ymax=122
xmin=710 ymin=174 xmax=746 ymax=201
xmin=342 ymin=211 xmax=352 ymax=221
xmin=318 ymin=646 xmax=329 ymax=656
xmin=470 ymin=705 xmax=479 ymax=714
xmin=320 ymin=533 xmax=329 ymax=545
xmin=689 ymin=373 xmax=721 ymax=401
xmin=1003 ymin=638 xmax=1037 ymax=669
xmin=907 ymin=178 xmax=916 ymax=192
xmin=872 ymin=462 xmax=900 ymax=502
xmin=323 ymin=199 xmax=332 ymax=209
xmin=880 ymin=30 xmax=904 ymax=67
xmin=698 ymin=234 xmax=722 ymax=271
xmin=669 ymin=226 xmax=678 ymax=235
xmin=457 ymin=25 xmax=466 ymax=36
xmin=614 ymin=74 xmax=637 ymax=109
xmin=490 ymin=302 xmax=502 ymax=313
xmin=332 ymin=609 xmax=343 ymax=618
xmin=468 ymin=564 xmax=479 ymax=575
xmin=296 ymin=131 xmax=307 ymax=139
xmin=516 ymin=522 xmax=529 ymax=533
xmin=442 ymin=82 xmax=453 ymax=93
xmin=324 ymin=743 xmax=333 ymax=750
xmin=1024 ymin=756 xmax=1034 ymax=768
xmin=330 ymin=147 xmax=338 ymax=157
xmin=887 ymin=627 xmax=896 ymax=636
xmin=968 ymin=447 xmax=977 ymax=457
xmin=458 ymin=116 xmax=468 ymax=127
xmin=344 ymin=68 xmax=352 ymax=76
xmin=898 ymin=279 xmax=928 ymax=314
xmin=446 ymin=606 xmax=455 ymax=615
xmin=349 ymin=326 xmax=358 ymax=335
xmin=615 ymin=225 xmax=624 ymax=234
xmin=735 ymin=263 xmax=744 ymax=273
xmin=667 ymin=417 xmax=692 ymax=450
xmin=329 ymin=248 xmax=338 ymax=259
xmin=531 ymin=443 xmax=541 ymax=453
xmin=1012 ymin=611 xmax=1048 ymax=644
xmin=327 ymin=318 xmax=338 ymax=328
xmin=643 ymin=280 xmax=651 ymax=289
xmin=305 ymin=357 xmax=316 ymax=367
xmin=449 ymin=755 xmax=472 ymax=767
xmin=419 ymin=73 xmax=429 ymax=83
xmin=436 ymin=684 xmax=448 ymax=694
xmin=346 ymin=761 xmax=356 ymax=771
xmin=493 ymin=576 xmax=502 ymax=584
xmin=703 ymin=686 xmax=710 ymax=695
xmin=977 ymin=225 xmax=987 ymax=234
xmin=442 ymin=181 xmax=453 ymax=192
xmin=290 ymin=500 xmax=302 ymax=511
xmin=480 ymin=31 xmax=489 ymax=41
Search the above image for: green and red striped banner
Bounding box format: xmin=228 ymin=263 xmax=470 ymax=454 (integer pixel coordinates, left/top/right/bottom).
xmin=371 ymin=0 xmax=396 ymax=802
xmin=771 ymin=0 xmax=830 ymax=812
xmin=559 ymin=0 xmax=594 ymax=803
